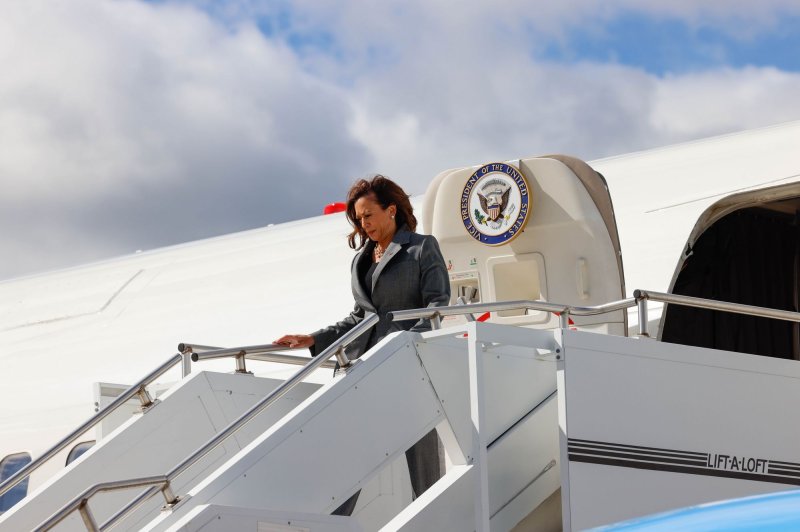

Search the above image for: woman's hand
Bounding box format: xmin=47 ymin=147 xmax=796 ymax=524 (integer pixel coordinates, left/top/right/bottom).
xmin=274 ymin=334 xmax=315 ymax=349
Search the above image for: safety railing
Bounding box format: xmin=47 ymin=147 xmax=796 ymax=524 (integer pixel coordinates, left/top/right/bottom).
xmin=31 ymin=290 xmax=800 ymax=531
xmin=180 ymin=342 xmax=336 ymax=373
xmin=0 ymin=354 xmax=184 ymax=502
xmin=390 ymin=289 xmax=800 ymax=336
xmin=0 ymin=342 xmax=328 ymax=514
xmin=35 ymin=314 xmax=378 ymax=532
xmin=633 ymin=289 xmax=800 ymax=333
xmin=391 ymin=296 xmax=636 ymax=330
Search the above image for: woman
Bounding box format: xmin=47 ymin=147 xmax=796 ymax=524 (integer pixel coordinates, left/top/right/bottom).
xmin=275 ymin=175 xmax=450 ymax=515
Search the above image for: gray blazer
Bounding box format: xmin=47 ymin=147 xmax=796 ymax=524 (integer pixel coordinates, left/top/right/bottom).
xmin=311 ymin=228 xmax=450 ymax=360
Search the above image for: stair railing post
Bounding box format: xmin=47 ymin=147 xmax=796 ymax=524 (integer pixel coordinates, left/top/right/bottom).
xmin=234 ymin=351 xmax=248 ymax=373
xmin=136 ymin=386 xmax=154 ymax=409
xmin=634 ymin=290 xmax=650 ymax=338
xmin=181 ymin=351 xmax=192 ymax=378
xmin=334 ymin=346 xmax=350 ymax=368
xmin=431 ymin=311 xmax=442 ymax=330
xmin=559 ymin=310 xmax=570 ymax=329
xmin=78 ymin=500 xmax=100 ymax=532
xmin=161 ymin=481 xmax=179 ymax=507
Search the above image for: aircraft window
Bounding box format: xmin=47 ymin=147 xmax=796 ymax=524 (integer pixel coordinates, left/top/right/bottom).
xmin=66 ymin=441 xmax=96 ymax=466
xmin=0 ymin=452 xmax=32 ymax=513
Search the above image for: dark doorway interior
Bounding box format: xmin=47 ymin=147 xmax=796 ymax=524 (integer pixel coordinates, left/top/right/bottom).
xmin=661 ymin=205 xmax=800 ymax=359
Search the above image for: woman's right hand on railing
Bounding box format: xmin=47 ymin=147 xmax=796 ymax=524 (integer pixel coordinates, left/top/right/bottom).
xmin=274 ymin=334 xmax=315 ymax=349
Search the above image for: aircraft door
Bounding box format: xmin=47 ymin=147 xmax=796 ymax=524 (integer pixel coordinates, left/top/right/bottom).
xmin=422 ymin=156 xmax=626 ymax=334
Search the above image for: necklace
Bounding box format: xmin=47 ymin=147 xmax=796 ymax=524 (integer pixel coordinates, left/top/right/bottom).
xmin=373 ymin=242 xmax=386 ymax=261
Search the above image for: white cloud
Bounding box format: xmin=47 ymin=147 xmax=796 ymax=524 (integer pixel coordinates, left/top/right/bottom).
xmin=337 ymin=4 xmax=800 ymax=192
xmin=0 ymin=0 xmax=370 ymax=279
xmin=348 ymin=57 xmax=800 ymax=195
xmin=651 ymin=67 xmax=800 ymax=138
xmin=2 ymin=0 xmax=800 ymax=280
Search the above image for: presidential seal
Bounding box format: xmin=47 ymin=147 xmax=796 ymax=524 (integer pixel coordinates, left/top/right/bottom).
xmin=460 ymin=162 xmax=531 ymax=245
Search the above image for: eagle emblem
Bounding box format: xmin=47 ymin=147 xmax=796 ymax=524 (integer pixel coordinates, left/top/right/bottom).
xmin=461 ymin=162 xmax=531 ymax=246
xmin=478 ymin=187 xmax=511 ymax=221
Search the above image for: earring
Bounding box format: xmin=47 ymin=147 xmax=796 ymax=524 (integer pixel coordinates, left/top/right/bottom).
xmin=391 ymin=215 xmax=395 ymax=219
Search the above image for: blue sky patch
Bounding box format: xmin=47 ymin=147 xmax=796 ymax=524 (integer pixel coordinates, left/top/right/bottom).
xmin=539 ymin=12 xmax=800 ymax=75
xmin=257 ymin=11 xmax=338 ymax=57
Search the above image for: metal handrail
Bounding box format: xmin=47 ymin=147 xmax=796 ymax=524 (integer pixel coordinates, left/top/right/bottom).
xmin=390 ymin=297 xmax=635 ymax=329
xmin=35 ymin=289 xmax=800 ymax=530
xmin=180 ymin=342 xmax=337 ymax=371
xmin=35 ymin=476 xmax=168 ymax=532
xmin=0 ymin=354 xmax=183 ymax=501
xmin=634 ymin=289 xmax=800 ymax=337
xmin=635 ymin=289 xmax=800 ymax=322
xmin=3 ymin=340 xmax=337 ymax=504
xmin=37 ymin=314 xmax=379 ymax=532
xmin=390 ymin=289 xmax=800 ymax=336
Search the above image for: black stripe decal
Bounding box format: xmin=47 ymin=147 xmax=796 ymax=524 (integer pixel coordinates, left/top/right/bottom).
xmin=769 ymin=466 xmax=800 ymax=476
xmin=568 ymin=438 xmax=800 ymax=486
xmin=569 ymin=448 xmax=706 ymax=467
xmin=568 ymin=438 xmax=707 ymax=457
xmin=769 ymin=460 xmax=800 ymax=468
xmin=568 ymin=453 xmax=800 ymax=486
xmin=569 ymin=443 xmax=707 ymax=462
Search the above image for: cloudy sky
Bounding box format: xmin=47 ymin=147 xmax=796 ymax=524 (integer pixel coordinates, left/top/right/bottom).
xmin=2 ymin=0 xmax=800 ymax=280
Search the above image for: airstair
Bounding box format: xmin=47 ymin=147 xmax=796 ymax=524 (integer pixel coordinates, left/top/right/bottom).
xmin=3 ymin=291 xmax=800 ymax=531
xmin=0 ymin=303 xmax=565 ymax=531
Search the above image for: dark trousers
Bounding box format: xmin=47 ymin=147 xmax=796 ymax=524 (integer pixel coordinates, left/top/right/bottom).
xmin=333 ymin=428 xmax=441 ymax=516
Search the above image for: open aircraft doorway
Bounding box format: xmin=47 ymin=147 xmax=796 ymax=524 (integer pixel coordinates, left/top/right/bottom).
xmin=662 ymin=187 xmax=800 ymax=359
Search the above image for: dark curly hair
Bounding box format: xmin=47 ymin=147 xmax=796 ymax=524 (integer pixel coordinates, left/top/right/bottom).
xmin=345 ymin=175 xmax=417 ymax=250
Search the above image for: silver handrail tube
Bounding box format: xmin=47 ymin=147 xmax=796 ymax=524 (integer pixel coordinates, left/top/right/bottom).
xmin=390 ymin=300 xmax=565 ymax=322
xmin=2 ymin=342 xmax=338 ymax=501
xmin=391 ymin=291 xmax=800 ymax=334
xmin=35 ymin=476 xmax=168 ymax=532
xmin=389 ymin=297 xmax=635 ymax=323
xmin=0 ymin=354 xmax=183 ymax=500
xmin=36 ymin=314 xmax=378 ymax=532
xmin=635 ymin=289 xmax=800 ymax=323
xmin=183 ymin=343 xmax=336 ymax=370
